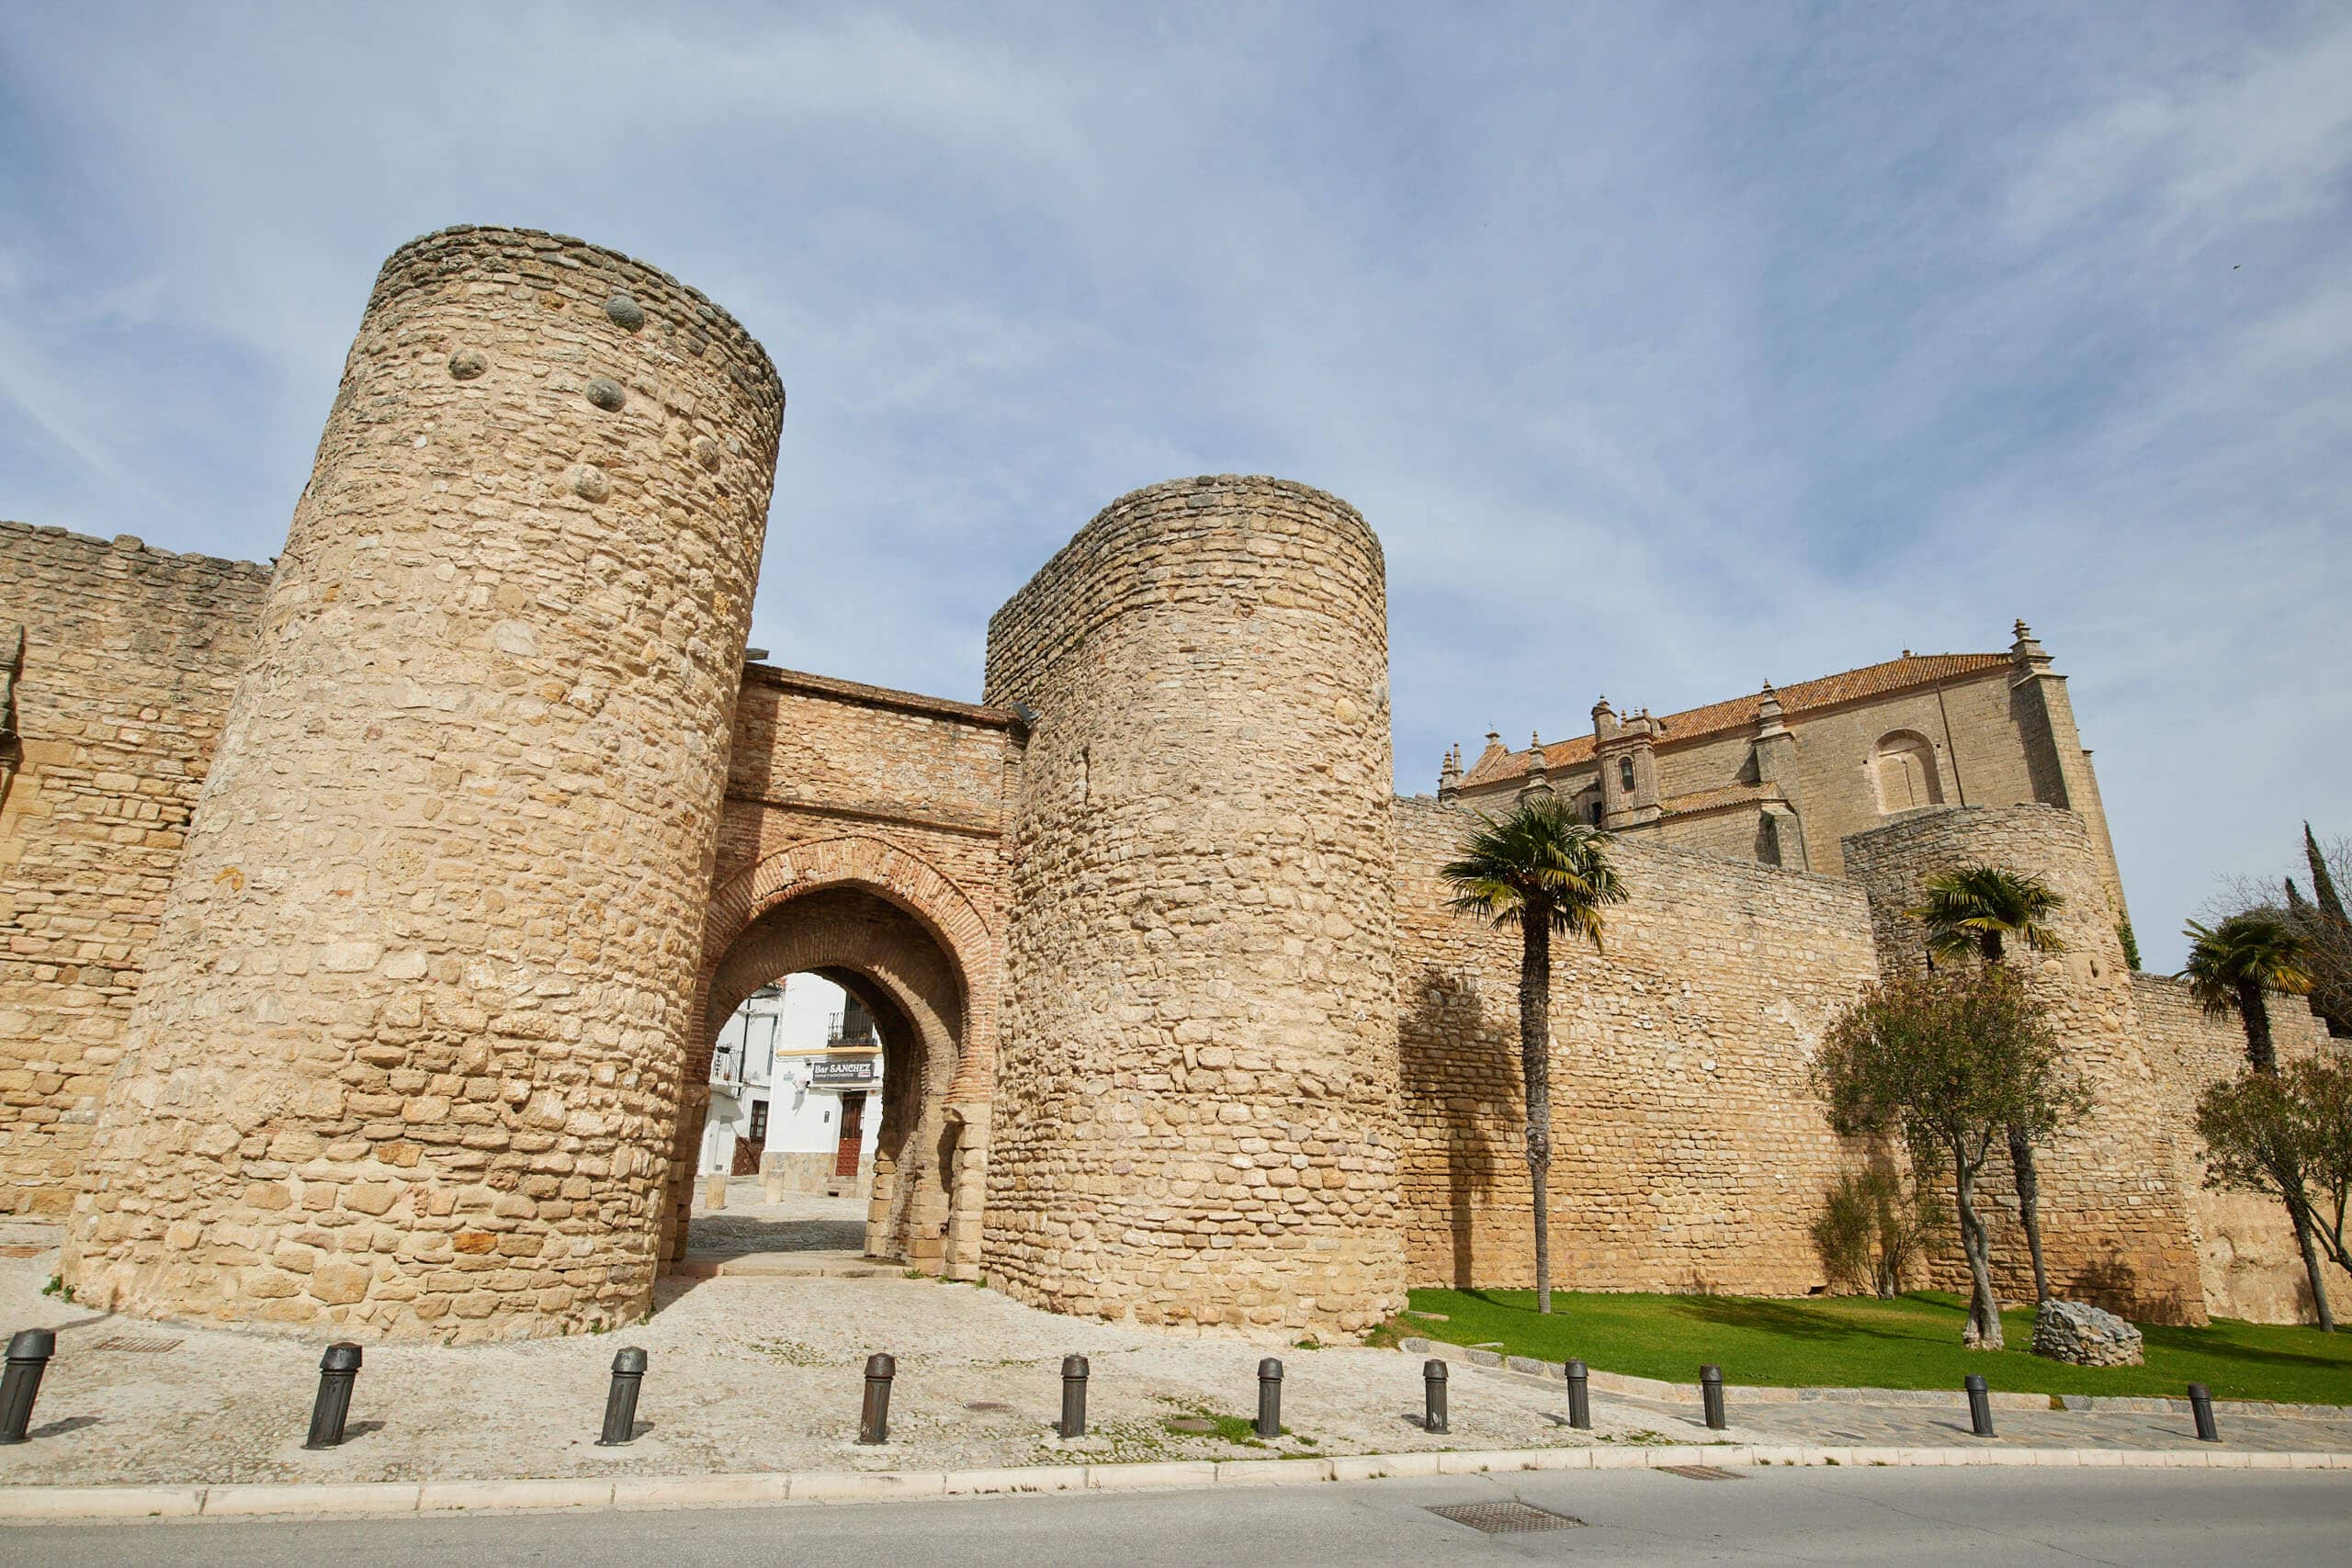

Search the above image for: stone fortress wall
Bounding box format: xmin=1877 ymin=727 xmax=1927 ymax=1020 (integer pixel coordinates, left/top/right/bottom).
xmin=1842 ymin=806 xmax=2206 ymax=1321
xmin=979 ymin=477 xmax=1407 ymax=1333
xmin=0 ymin=525 xmax=269 ymax=1216
xmin=2131 ymin=971 xmax=2345 ymax=1323
xmin=57 ymin=227 xmax=786 ymax=1339
xmin=0 ymin=223 xmax=2336 ymax=1342
xmin=689 ymin=665 xmax=1015 ymax=1279
xmin=1393 ymin=796 xmax=1881 ymax=1296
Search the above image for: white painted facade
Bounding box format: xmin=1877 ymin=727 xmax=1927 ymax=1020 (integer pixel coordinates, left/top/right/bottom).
xmin=699 ymin=972 xmax=885 ymax=1181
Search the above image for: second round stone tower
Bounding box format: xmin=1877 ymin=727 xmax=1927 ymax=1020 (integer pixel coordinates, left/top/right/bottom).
xmin=982 ymin=476 xmax=1407 ymax=1335
xmin=63 ymin=227 xmax=784 ymax=1338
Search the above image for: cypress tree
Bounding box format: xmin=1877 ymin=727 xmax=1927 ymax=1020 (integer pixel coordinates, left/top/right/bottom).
xmin=2308 ymin=823 xmax=2347 ymax=926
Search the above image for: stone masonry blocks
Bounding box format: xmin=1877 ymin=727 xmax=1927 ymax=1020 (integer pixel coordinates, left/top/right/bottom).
xmin=980 ymin=476 xmax=1408 ymax=1335
xmin=0 ymin=525 xmax=269 ymax=1216
xmin=61 ymin=227 xmax=785 ymax=1339
xmin=1842 ymin=805 xmax=2207 ymax=1323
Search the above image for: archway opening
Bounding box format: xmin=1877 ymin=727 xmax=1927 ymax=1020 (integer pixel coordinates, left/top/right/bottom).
xmin=673 ymin=884 xmax=967 ymax=1271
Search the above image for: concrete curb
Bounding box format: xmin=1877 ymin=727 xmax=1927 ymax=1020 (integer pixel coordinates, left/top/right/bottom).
xmin=1401 ymin=1337 xmax=2352 ymax=1421
xmin=2 ymin=1445 xmax=2346 ymax=1523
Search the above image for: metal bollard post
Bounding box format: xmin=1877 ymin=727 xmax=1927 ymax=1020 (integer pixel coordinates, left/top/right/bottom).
xmin=1059 ymin=1354 xmax=1089 ymax=1439
xmin=0 ymin=1329 xmax=56 ymax=1445
xmin=1963 ymin=1373 xmax=1995 ymax=1438
xmin=1423 ymin=1359 xmax=1449 ymax=1435
xmin=2187 ymin=1382 xmax=2219 ymax=1443
xmin=858 ymin=1352 xmax=895 ymax=1444
xmin=303 ymin=1342 xmax=364 ymax=1450
xmin=1565 ymin=1359 xmax=1590 ymax=1430
xmin=1255 ymin=1357 xmax=1283 ymax=1440
xmin=597 ymin=1348 xmax=648 ymax=1446
xmin=1700 ymin=1363 xmax=1726 ymax=1431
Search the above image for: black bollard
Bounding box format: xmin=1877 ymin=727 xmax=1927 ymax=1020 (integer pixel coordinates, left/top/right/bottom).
xmin=0 ymin=1329 xmax=56 ymax=1445
xmin=1700 ymin=1364 xmax=1726 ymax=1431
xmin=1255 ymin=1357 xmax=1283 ymax=1440
xmin=1059 ymin=1354 xmax=1089 ymax=1439
xmin=303 ymin=1342 xmax=364 ymax=1450
xmin=858 ymin=1352 xmax=895 ymax=1445
xmin=597 ymin=1348 xmax=648 ymax=1446
xmin=1423 ymin=1359 xmax=1449 ymax=1435
xmin=1565 ymin=1359 xmax=1590 ymax=1430
xmin=1964 ymin=1373 xmax=1995 ymax=1438
xmin=2188 ymin=1382 xmax=2219 ymax=1443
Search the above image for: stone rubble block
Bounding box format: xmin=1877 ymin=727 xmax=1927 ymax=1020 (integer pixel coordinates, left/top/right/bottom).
xmin=2033 ymin=1299 xmax=2146 ymax=1367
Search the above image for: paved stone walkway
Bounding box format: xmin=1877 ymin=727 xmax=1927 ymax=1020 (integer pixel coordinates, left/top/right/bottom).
xmin=0 ymin=1200 xmax=2344 ymax=1491
xmin=678 ymin=1181 xmax=868 ymax=1260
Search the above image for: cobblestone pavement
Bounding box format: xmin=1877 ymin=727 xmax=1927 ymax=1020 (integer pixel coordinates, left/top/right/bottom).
xmin=0 ymin=1201 xmax=2343 ymax=1492
xmin=678 ymin=1181 xmax=868 ymax=1259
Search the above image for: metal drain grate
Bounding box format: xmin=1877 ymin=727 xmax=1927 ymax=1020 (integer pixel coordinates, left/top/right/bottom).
xmin=91 ymin=1333 xmax=182 ymax=1353
xmin=1657 ymin=1464 xmax=1745 ymax=1481
xmin=1426 ymin=1501 xmax=1585 ymax=1533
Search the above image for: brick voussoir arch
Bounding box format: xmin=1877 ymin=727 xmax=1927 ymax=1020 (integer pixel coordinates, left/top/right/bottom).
xmin=695 ymin=833 xmax=1000 ymax=1101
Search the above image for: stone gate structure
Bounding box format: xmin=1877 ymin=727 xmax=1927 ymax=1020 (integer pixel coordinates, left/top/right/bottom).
xmin=0 ymin=226 xmax=2339 ymax=1342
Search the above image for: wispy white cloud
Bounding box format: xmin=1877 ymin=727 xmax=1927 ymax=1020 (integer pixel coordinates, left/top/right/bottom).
xmin=0 ymin=1 xmax=2344 ymax=969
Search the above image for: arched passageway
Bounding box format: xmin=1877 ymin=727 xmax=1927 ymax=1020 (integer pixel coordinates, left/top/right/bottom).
xmin=670 ymin=883 xmax=969 ymax=1270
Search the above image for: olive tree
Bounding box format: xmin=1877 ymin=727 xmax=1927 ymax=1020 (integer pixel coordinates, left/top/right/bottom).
xmin=2195 ymin=1056 xmax=2352 ymax=1332
xmin=1905 ymin=863 xmax=2069 ymax=1303
xmin=1812 ymin=969 xmax=2086 ymax=1348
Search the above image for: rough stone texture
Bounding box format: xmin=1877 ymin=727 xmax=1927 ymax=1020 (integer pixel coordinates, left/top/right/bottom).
xmin=2032 ymin=1298 xmax=2147 ymax=1366
xmin=0 ymin=231 xmax=2336 ymax=1342
xmin=688 ymin=665 xmax=1013 ymax=1280
xmin=60 ymin=226 xmax=785 ymax=1339
xmin=980 ymin=476 xmax=1406 ymax=1335
xmin=0 ymin=525 xmax=269 ymax=1216
xmin=1394 ymin=797 xmax=1881 ymax=1293
xmin=1844 ymin=805 xmax=2207 ymax=1324
xmin=2131 ymin=972 xmax=2346 ymax=1323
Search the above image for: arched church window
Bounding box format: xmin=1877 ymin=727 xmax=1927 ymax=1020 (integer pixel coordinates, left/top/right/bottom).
xmin=1871 ymin=731 xmax=1945 ymax=813
xmin=1618 ymin=757 xmax=1635 ymax=793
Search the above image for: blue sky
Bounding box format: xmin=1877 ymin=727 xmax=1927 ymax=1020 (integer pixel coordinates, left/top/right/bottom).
xmin=3 ymin=3 xmax=2346 ymax=969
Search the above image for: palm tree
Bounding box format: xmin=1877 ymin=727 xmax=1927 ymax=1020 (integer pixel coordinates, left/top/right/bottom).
xmin=1442 ymin=793 xmax=1627 ymax=1314
xmin=1909 ymin=864 xmax=2067 ymax=966
xmin=2183 ymin=911 xmax=2325 ymax=1328
xmin=1905 ymin=863 xmax=2067 ymax=1303
xmin=2181 ymin=913 xmax=2313 ymax=1076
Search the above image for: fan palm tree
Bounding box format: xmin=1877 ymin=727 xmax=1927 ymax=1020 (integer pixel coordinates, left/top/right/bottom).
xmin=2181 ymin=913 xmax=2314 ymax=1076
xmin=1905 ymin=864 xmax=2067 ymax=1303
xmin=1442 ymin=793 xmax=1627 ymax=1314
xmin=2184 ymin=911 xmax=2325 ymax=1328
xmin=1909 ymin=864 xmax=2067 ymax=965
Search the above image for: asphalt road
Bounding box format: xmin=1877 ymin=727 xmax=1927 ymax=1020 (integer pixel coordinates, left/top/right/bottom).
xmin=4 ymin=1468 xmax=2345 ymax=1565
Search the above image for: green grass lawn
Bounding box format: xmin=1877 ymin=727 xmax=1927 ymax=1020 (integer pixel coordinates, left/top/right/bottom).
xmin=1387 ymin=1288 xmax=2352 ymax=1405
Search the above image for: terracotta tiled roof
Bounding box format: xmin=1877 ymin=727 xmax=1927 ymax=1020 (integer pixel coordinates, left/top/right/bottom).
xmin=1662 ymin=783 xmax=1783 ymax=816
xmin=1458 ymin=651 xmax=2013 ymax=788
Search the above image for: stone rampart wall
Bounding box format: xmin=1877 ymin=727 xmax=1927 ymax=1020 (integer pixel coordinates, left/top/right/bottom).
xmin=1393 ymin=795 xmax=1881 ymax=1294
xmin=1843 ymin=806 xmax=2205 ymax=1322
xmin=981 ymin=475 xmax=1405 ymax=1335
xmin=0 ymin=525 xmax=268 ymax=1214
xmin=2131 ymin=972 xmax=2345 ymax=1324
xmin=684 ymin=666 xmax=1013 ymax=1278
xmin=62 ymin=226 xmax=785 ymax=1340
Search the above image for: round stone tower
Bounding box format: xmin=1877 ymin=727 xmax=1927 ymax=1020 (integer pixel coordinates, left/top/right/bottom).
xmin=981 ymin=476 xmax=1407 ymax=1336
xmin=1843 ymin=804 xmax=2205 ymax=1323
xmin=63 ymin=227 xmax=784 ymax=1339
